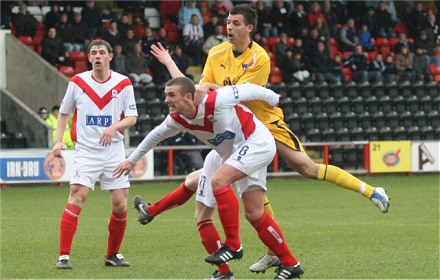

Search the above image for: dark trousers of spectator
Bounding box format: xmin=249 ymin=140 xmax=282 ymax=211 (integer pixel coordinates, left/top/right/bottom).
xmin=314 ymin=72 xmax=342 ymax=84
xmin=399 ymin=70 xmax=416 ymax=83
xmin=186 ymin=41 xmax=202 ymax=66
xmin=353 ymin=70 xmax=383 ymax=83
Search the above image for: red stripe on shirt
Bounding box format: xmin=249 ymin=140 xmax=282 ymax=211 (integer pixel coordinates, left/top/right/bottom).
xmin=234 ymin=105 xmax=255 ymax=140
xmin=70 ymin=76 xmax=132 ymax=110
xmin=71 ymin=109 xmax=77 ymax=142
xmin=171 ymin=91 xmax=217 ymax=133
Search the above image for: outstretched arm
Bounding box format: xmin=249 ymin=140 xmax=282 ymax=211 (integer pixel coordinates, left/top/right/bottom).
xmin=151 ymin=43 xmax=185 ymax=78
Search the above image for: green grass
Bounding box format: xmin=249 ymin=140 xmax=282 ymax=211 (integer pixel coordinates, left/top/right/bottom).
xmin=1 ymin=174 xmax=439 ymax=279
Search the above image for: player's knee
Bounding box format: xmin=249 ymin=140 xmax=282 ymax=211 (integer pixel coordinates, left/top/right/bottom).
xmin=294 ymin=162 xmax=319 ymax=179
xmin=184 ymin=169 xmax=201 ymax=191
xmin=244 ymin=208 xmax=264 ymax=223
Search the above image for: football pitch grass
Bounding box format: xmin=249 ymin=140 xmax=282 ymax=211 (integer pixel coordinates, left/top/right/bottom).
xmin=1 ymin=174 xmax=438 ymax=279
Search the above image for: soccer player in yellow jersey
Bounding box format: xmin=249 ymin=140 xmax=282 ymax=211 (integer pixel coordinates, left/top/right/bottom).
xmin=135 ymin=4 xmax=390 ymax=277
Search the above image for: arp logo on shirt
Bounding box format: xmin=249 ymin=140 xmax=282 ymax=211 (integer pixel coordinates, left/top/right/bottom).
xmin=208 ymin=131 xmax=236 ymax=146
xmin=86 ymin=115 xmax=112 ymax=127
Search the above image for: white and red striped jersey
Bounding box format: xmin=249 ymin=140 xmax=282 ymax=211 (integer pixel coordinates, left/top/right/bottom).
xmin=128 ymin=84 xmax=278 ymax=163
xmin=60 ymin=71 xmax=138 ymax=151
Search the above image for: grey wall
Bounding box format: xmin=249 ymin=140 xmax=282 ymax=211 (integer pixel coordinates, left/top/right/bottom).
xmin=5 ymin=34 xmax=68 ymax=113
xmin=1 ymin=89 xmax=50 ymax=148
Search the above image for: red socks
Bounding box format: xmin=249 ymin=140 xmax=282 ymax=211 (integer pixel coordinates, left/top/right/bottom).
xmin=148 ymin=183 xmax=195 ymax=217
xmin=251 ymin=212 xmax=298 ymax=267
xmin=59 ymin=203 xmax=81 ymax=256
xmin=197 ymin=220 xmax=231 ymax=274
xmin=106 ymin=210 xmax=127 ymax=257
xmin=213 ymin=185 xmax=240 ymax=250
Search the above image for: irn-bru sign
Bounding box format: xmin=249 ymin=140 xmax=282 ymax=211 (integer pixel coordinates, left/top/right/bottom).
xmin=0 ymin=149 xmax=153 ymax=183
xmin=370 ymin=141 xmax=411 ymax=173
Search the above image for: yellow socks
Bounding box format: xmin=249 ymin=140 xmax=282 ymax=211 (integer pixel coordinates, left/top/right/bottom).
xmin=317 ymin=164 xmax=375 ymax=198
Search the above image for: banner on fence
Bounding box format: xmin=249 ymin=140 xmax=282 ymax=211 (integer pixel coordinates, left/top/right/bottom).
xmin=0 ymin=148 xmax=154 ymax=183
xmin=369 ymin=141 xmax=411 ymax=173
xmin=411 ymin=141 xmax=440 ymax=172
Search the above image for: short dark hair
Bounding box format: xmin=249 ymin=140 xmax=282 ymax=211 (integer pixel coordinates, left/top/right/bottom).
xmin=230 ymin=4 xmax=258 ymax=34
xmin=88 ymin=39 xmax=113 ymax=53
xmin=166 ymin=77 xmax=196 ymax=98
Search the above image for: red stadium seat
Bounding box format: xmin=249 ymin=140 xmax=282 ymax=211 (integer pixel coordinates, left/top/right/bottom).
xmin=270 ymin=66 xmax=283 ymax=83
xmin=379 ymin=46 xmax=391 ymax=57
xmin=164 ymin=22 xmax=180 ymax=43
xmin=376 ymin=38 xmax=389 ymax=47
xmin=267 ymin=51 xmax=276 ymax=66
xmin=328 ymin=37 xmax=338 ymax=46
xmin=268 ymin=36 xmax=279 ymax=53
xmin=59 ymin=66 xmax=75 ymax=79
xmin=388 ymin=37 xmax=398 ymax=50
xmin=74 ymin=60 xmax=89 ymax=74
xmin=286 ymin=37 xmax=295 ymax=47
xmin=393 ymin=24 xmax=410 ymax=37
xmin=70 ymin=51 xmax=87 ymax=61
xmin=18 ymin=36 xmax=34 ymax=50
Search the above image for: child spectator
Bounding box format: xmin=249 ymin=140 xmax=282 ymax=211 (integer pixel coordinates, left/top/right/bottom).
xmin=358 ymin=24 xmax=374 ymax=52
xmin=330 ymin=53 xmax=344 ymax=84
xmin=281 ymin=49 xmax=310 ymax=85
xmin=383 ymin=54 xmax=399 ymax=83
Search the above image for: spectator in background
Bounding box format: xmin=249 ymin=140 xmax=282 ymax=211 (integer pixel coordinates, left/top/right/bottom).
xmin=281 ymin=49 xmax=310 ymax=85
xmin=111 ymin=44 xmax=127 ymax=75
xmin=178 ymin=0 xmax=203 ymax=29
xmin=358 ymin=24 xmax=374 ymax=52
xmin=375 ymin=1 xmax=394 ymax=38
xmin=413 ymin=47 xmax=433 ymax=83
xmin=199 ymin=1 xmax=212 ymax=25
xmin=57 ymin=12 xmax=76 ymax=53
xmin=414 ymin=29 xmax=440 ymax=66
xmin=41 ymin=27 xmax=73 ymax=67
xmin=346 ymin=1 xmax=367 ymax=26
xmin=395 ymin=44 xmax=416 ymax=82
xmin=121 ymin=29 xmax=136 ymax=55
xmin=132 ymin=15 xmax=144 ymax=40
xmin=126 ymin=42 xmax=153 ymax=86
xmin=44 ymin=3 xmax=60 ymax=29
xmin=321 ymin=0 xmax=340 ymax=38
xmin=275 ymin=33 xmax=290 ymax=66
xmin=408 ymin=2 xmax=427 ymax=38
xmin=308 ymin=2 xmax=326 ymax=27
xmin=289 ymin=3 xmax=309 ymax=38
xmin=81 ymin=0 xmax=102 ymax=38
xmin=339 ymin=18 xmax=359 ymax=51
xmin=370 ymin=53 xmax=386 ymax=78
xmin=154 ymin=28 xmax=171 ymax=50
xmin=63 ymin=4 xmax=75 ymax=24
xmin=202 ymin=24 xmax=227 ymax=57
xmin=172 ymin=45 xmax=193 ymax=80
xmin=344 ymin=44 xmax=382 ymax=84
xmin=309 ymin=41 xmax=340 ymax=84
xmin=394 ymin=32 xmax=413 ymax=53
xmin=11 ymin=2 xmax=38 ymax=38
xmin=362 ymin=7 xmax=379 ymax=38
xmin=71 ymin=12 xmax=89 ymax=52
xmin=141 ymin=27 xmax=155 ymax=61
xmin=256 ymin=1 xmax=277 ymax=38
xmin=252 ymin=32 xmax=265 ymax=47
xmin=424 ymin=13 xmax=440 ymax=44
xmin=101 ymin=7 xmax=118 ymax=24
xmin=103 ymin=20 xmax=121 ymax=48
xmin=383 ymin=53 xmax=399 ymax=83
xmin=314 ymin=15 xmax=330 ymax=42
xmin=303 ymin=28 xmax=325 ymax=62
xmin=183 ymin=14 xmax=204 ymax=66
xmin=272 ymin=0 xmax=290 ymax=35
xmin=330 ymin=53 xmax=344 ymax=84
xmin=159 ymin=0 xmax=181 ymax=24
xmin=203 ymin=15 xmax=219 ymax=40
xmin=117 ymin=14 xmax=132 ymax=38
xmin=149 ymin=44 xmax=172 ymax=85
xmin=38 ymin=106 xmax=49 ymax=121
xmin=210 ymin=0 xmax=229 ymax=23
xmin=292 ymin=37 xmax=305 ymax=58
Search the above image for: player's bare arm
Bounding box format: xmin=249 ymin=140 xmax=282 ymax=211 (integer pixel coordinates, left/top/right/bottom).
xmin=151 ymin=43 xmax=185 ymax=78
xmin=99 ymin=116 xmax=136 ymax=147
xmin=53 ymin=113 xmax=70 ymax=157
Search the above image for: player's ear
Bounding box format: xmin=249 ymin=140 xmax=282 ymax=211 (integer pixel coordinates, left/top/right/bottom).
xmin=109 ymin=52 xmax=113 ymax=61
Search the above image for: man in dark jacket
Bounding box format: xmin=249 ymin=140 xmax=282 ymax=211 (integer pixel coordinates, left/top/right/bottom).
xmin=41 ymin=27 xmax=72 ymax=67
xmin=344 ymin=44 xmax=382 ymax=83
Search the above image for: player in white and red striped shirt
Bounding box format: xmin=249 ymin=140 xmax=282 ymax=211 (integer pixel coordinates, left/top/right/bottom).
xmin=53 ymin=40 xmax=137 ymax=269
xmin=113 ymin=77 xmax=302 ymax=277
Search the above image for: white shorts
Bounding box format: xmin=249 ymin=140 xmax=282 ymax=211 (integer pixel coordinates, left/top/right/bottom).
xmin=70 ymin=141 xmax=130 ymax=191
xmin=196 ymin=131 xmax=275 ymax=208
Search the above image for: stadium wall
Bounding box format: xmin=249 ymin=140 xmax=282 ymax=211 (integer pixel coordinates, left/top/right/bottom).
xmin=0 ymin=30 xmax=9 ymax=89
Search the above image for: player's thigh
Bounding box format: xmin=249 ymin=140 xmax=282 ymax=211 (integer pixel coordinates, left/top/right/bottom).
xmin=196 ymin=150 xmax=221 ymax=208
xmin=275 ymin=140 xmax=319 ymax=178
xmin=266 ymin=119 xmax=304 ymax=152
xmin=70 ymin=149 xmax=104 ymax=190
xmin=185 ymin=169 xmax=203 ymax=191
xmin=100 ymin=142 xmax=131 ymax=190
